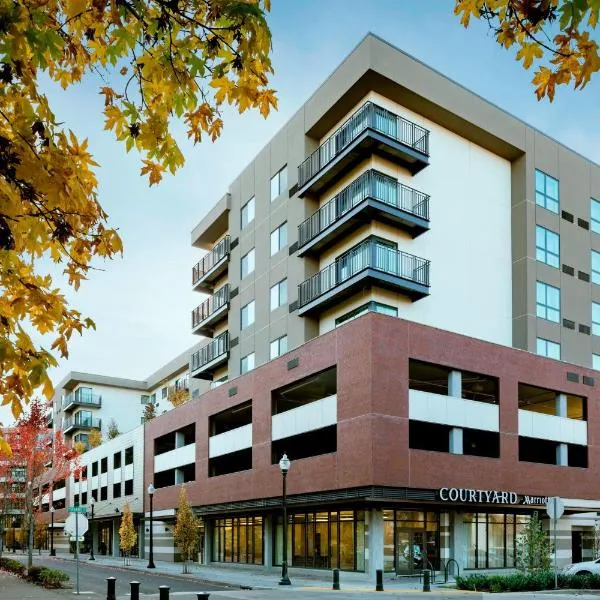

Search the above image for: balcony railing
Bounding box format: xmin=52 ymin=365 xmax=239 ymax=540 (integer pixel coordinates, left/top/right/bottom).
xmin=192 ymin=236 xmax=230 ymax=286
xmin=298 ymin=170 xmax=429 ymax=248
xmin=64 ymin=416 xmax=102 ymax=431
xmin=298 ymin=101 xmax=430 ymax=188
xmin=191 ymin=331 xmax=229 ymax=373
xmin=192 ymin=284 xmax=230 ymax=330
xmin=62 ymin=389 xmax=102 ymax=411
xmin=298 ymin=239 xmax=430 ymax=308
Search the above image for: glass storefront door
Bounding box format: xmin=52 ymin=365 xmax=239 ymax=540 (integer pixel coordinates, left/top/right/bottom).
xmin=396 ymin=530 xmax=425 ymax=574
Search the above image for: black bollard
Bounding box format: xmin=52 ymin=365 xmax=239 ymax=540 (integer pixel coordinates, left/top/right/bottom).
xmin=423 ymin=569 xmax=431 ymax=592
xmin=106 ymin=577 xmax=116 ymax=600
xmin=130 ymin=581 xmax=140 ymax=600
xmin=159 ymin=585 xmax=170 ymax=600
xmin=376 ymin=569 xmax=384 ymax=592
xmin=332 ymin=568 xmax=340 ymax=590
xmin=196 ymin=594 xmax=211 ymax=600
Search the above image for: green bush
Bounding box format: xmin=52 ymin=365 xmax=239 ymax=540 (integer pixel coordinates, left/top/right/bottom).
xmin=38 ymin=567 xmax=70 ymax=588
xmin=0 ymin=557 xmax=26 ymax=576
xmin=27 ymin=565 xmax=45 ymax=582
xmin=456 ymin=571 xmax=600 ymax=592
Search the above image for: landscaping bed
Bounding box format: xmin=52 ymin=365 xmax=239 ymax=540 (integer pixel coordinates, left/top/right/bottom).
xmin=0 ymin=557 xmax=69 ymax=588
xmin=456 ymin=570 xmax=600 ymax=592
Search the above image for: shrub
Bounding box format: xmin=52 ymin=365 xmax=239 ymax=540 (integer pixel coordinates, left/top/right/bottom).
xmin=0 ymin=557 xmax=26 ymax=576
xmin=27 ymin=565 xmax=45 ymax=582
xmin=456 ymin=571 xmax=600 ymax=592
xmin=38 ymin=568 xmax=70 ymax=588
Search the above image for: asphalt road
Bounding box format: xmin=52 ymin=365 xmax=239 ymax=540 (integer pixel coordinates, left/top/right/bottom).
xmin=8 ymin=554 xmax=230 ymax=598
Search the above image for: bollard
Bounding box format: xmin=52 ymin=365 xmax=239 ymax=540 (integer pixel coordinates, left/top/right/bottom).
xmin=196 ymin=594 xmax=211 ymax=600
xmin=375 ymin=569 xmax=384 ymax=592
xmin=130 ymin=581 xmax=140 ymax=600
xmin=159 ymin=585 xmax=170 ymax=600
xmin=332 ymin=568 xmax=340 ymax=591
xmin=423 ymin=569 xmax=431 ymax=592
xmin=106 ymin=577 xmax=116 ymax=600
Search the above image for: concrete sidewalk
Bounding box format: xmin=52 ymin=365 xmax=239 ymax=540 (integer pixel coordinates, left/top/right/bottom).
xmin=0 ymin=570 xmax=66 ymax=600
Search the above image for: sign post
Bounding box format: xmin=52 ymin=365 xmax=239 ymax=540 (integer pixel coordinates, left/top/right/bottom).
xmin=65 ymin=508 xmax=88 ymax=596
xmin=546 ymin=497 xmax=565 ymax=590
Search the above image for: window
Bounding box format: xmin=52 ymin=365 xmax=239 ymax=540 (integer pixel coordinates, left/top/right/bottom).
xmin=594 ymin=354 xmax=600 ymax=370
xmin=241 ymin=196 xmax=255 ymax=229
xmin=270 ymin=336 xmax=288 ymax=359
xmin=74 ymin=494 xmax=79 ymax=506
xmin=535 ymin=169 xmax=559 ymax=213
xmin=241 ymin=300 xmax=256 ymax=329
xmin=270 ymin=222 xmax=288 ymax=256
xmin=162 ymin=387 xmax=168 ymax=399
xmin=537 ymin=338 xmax=560 ymax=360
xmin=241 ymin=248 xmax=255 ymax=279
xmin=335 ymin=302 xmax=398 ymax=327
xmin=241 ymin=352 xmax=255 ymax=374
xmin=536 ymin=282 xmax=560 ymax=323
xmin=81 ymin=492 xmax=87 ymax=505
xmin=124 ymin=479 xmax=133 ymax=495
xmin=125 ymin=446 xmax=133 ymax=466
xmin=270 ymin=165 xmax=287 ymax=201
xmin=91 ymin=462 xmax=98 ymax=477
xmin=536 ymin=225 xmax=560 ymax=268
xmin=270 ymin=279 xmax=287 ymax=310
xmin=113 ymin=483 xmax=121 ymax=498
xmin=592 ymin=199 xmax=600 ymax=234
xmin=141 ymin=394 xmax=150 ymax=404
xmin=100 ymin=457 xmax=108 ymax=474
xmin=593 ymin=303 xmax=600 ymax=336
xmin=113 ymin=452 xmax=121 ymax=469
xmin=593 ymin=251 xmax=600 ymax=284
xmin=151 ymin=392 xmax=156 ymax=404
xmin=100 ymin=486 xmax=107 ymax=501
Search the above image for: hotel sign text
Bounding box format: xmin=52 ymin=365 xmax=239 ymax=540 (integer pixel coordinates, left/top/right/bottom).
xmin=439 ymin=487 xmax=548 ymax=506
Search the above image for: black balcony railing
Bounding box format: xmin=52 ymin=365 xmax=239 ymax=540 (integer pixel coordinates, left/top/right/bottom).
xmin=192 ymin=236 xmax=231 ymax=286
xmin=298 ymin=102 xmax=430 ymax=188
xmin=192 ymin=285 xmax=230 ymax=329
xmin=298 ymin=240 xmax=430 ymax=308
xmin=298 ymin=170 xmax=429 ymax=248
xmin=191 ymin=331 xmax=229 ymax=372
xmin=62 ymin=388 xmax=102 ymax=410
xmin=64 ymin=416 xmax=101 ymax=431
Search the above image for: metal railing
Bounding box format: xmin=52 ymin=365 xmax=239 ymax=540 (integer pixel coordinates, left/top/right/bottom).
xmin=62 ymin=389 xmax=102 ymax=409
xmin=191 ymin=331 xmax=229 ymax=372
xmin=298 ymin=101 xmax=430 ymax=187
xmin=64 ymin=416 xmax=102 ymax=430
xmin=298 ymin=170 xmax=429 ymax=247
xmin=192 ymin=284 xmax=230 ymax=328
xmin=192 ymin=235 xmax=231 ymax=285
xmin=298 ymin=240 xmax=430 ymax=307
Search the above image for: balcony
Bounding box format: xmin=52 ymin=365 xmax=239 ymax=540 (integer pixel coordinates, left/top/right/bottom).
xmin=298 ymin=170 xmax=429 ymax=256
xmin=297 ymin=239 xmax=430 ymax=316
xmin=63 ymin=416 xmax=102 ymax=434
xmin=192 ymin=236 xmax=230 ymax=293
xmin=191 ymin=284 xmax=230 ymax=337
xmin=190 ymin=331 xmax=229 ymax=380
xmin=45 ymin=410 xmax=53 ymax=428
xmin=62 ymin=389 xmax=102 ymax=413
xmin=297 ymin=101 xmax=429 ymax=197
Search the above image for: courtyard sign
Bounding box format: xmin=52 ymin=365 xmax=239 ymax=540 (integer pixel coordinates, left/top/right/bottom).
xmin=439 ymin=487 xmax=548 ymax=506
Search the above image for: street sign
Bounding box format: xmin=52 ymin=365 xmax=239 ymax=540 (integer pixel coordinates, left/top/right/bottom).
xmin=68 ymin=506 xmax=87 ymax=513
xmin=546 ymin=497 xmax=565 ymax=520
xmin=64 ymin=514 xmax=89 ymax=537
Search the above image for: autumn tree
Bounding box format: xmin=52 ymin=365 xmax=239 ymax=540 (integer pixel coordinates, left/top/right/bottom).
xmin=455 ymin=1 xmax=600 ymax=100
xmin=88 ymin=428 xmax=102 ymax=448
xmin=173 ymin=486 xmax=199 ymax=573
xmin=33 ymin=510 xmax=46 ymax=554
xmin=169 ymin=386 xmax=190 ymax=408
xmin=106 ymin=419 xmax=120 ymax=440
xmin=143 ymin=402 xmax=156 ymax=423
xmin=0 ymin=0 xmax=276 ymax=421
xmin=119 ymin=501 xmax=137 ymax=566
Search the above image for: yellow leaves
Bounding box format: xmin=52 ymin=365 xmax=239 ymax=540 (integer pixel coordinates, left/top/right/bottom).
xmin=0 ymin=436 xmax=12 ymax=458
xmin=140 ymin=159 xmax=165 ymax=186
xmin=257 ymin=89 xmax=277 ymax=118
xmin=516 ymin=42 xmax=544 ymax=69
xmin=454 ymin=0 xmax=483 ymax=26
xmin=210 ymin=76 xmax=236 ymax=105
xmin=100 ymin=86 xmax=117 ymax=107
xmin=65 ymin=0 xmax=88 ymax=20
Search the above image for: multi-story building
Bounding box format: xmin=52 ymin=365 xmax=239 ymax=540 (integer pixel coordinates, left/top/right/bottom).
xmin=138 ymin=33 xmax=600 ymax=575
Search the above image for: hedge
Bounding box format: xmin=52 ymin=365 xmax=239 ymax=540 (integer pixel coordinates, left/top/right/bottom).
xmin=456 ymin=570 xmax=600 ymax=592
xmin=0 ymin=558 xmax=69 ymax=589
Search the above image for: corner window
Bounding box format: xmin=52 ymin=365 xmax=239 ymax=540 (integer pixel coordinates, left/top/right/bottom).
xmin=536 ymin=282 xmax=560 ymax=323
xmin=270 ymin=222 xmax=288 ymax=256
xmin=241 ymin=248 xmax=255 ymax=279
xmin=270 ymin=279 xmax=287 ymax=311
xmin=241 ymin=352 xmax=255 ymax=374
xmin=536 ymin=225 xmax=559 ymax=268
xmin=535 ymin=170 xmax=559 ymax=214
xmin=241 ymin=196 xmax=255 ymax=229
xmin=335 ymin=301 xmax=398 ymax=327
xmin=270 ymin=166 xmax=288 ymax=202
xmin=241 ymin=300 xmax=256 ymax=329
xmin=592 ymin=199 xmax=600 ymax=234
xmin=593 ymin=302 xmax=600 ymax=336
xmin=536 ymin=338 xmax=560 ymax=360
xmin=270 ymin=335 xmax=288 ymax=359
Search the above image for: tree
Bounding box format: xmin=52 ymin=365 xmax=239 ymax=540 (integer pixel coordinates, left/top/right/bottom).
xmin=0 ymin=399 xmax=79 ymax=569
xmin=33 ymin=510 xmax=46 ymax=554
xmin=173 ymin=486 xmax=199 ymax=573
xmin=516 ymin=511 xmax=552 ymax=571
xmin=169 ymin=386 xmax=190 ymax=408
xmin=143 ymin=402 xmax=156 ymax=423
xmin=88 ymin=428 xmax=102 ymax=448
xmin=454 ymin=0 xmax=600 ymax=100
xmin=0 ymin=0 xmax=276 ymax=421
xmin=106 ymin=420 xmax=120 ymax=440
xmin=119 ymin=501 xmax=137 ymax=566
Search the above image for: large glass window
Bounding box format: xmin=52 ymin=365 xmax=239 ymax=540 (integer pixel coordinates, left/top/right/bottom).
xmin=593 ymin=250 xmax=600 ymax=284
xmin=465 ymin=512 xmax=529 ymax=569
xmin=270 ymin=279 xmax=287 ymax=310
xmin=536 ymin=225 xmax=560 ymax=268
xmin=536 ymin=281 xmax=560 ymax=323
xmin=241 ymin=300 xmax=255 ymax=329
xmin=270 ymin=335 xmax=288 ymax=359
xmin=593 ymin=302 xmax=600 ymax=336
xmin=212 ymin=517 xmax=263 ymax=564
xmin=270 ymin=166 xmax=288 ymax=201
xmin=537 ymin=338 xmax=560 ymax=360
xmin=241 ymin=249 xmax=255 ymax=279
xmin=535 ymin=170 xmax=559 ymax=213
xmin=241 ymin=352 xmax=255 ymax=374
xmin=594 ymin=354 xmax=600 ymax=370
xmin=241 ymin=196 xmax=255 ymax=229
xmin=592 ymin=199 xmax=600 ymax=234
xmin=270 ymin=222 xmax=288 ymax=256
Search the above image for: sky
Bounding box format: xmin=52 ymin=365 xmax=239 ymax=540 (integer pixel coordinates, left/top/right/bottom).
xmin=3 ymin=0 xmax=600 ymax=423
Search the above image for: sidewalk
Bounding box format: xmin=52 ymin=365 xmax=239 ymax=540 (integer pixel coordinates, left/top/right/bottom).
xmin=0 ymin=570 xmax=65 ymax=600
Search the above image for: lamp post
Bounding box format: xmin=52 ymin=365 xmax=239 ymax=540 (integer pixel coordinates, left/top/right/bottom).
xmin=49 ymin=507 xmax=55 ymax=556
xmin=88 ymin=497 xmax=95 ymax=561
xmin=279 ymin=454 xmax=291 ymax=586
xmin=147 ymin=483 xmax=155 ymax=569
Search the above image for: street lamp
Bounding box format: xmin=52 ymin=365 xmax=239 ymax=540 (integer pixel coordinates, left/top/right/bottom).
xmin=49 ymin=507 xmax=55 ymax=556
xmin=147 ymin=483 xmax=156 ymax=569
xmin=88 ymin=497 xmax=95 ymax=561
xmin=279 ymin=453 xmax=291 ymax=586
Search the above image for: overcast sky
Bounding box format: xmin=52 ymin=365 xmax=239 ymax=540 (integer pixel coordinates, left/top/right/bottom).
xmin=3 ymin=1 xmax=599 ymax=424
